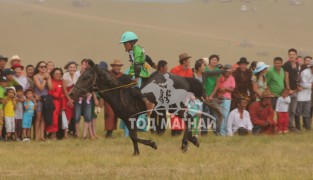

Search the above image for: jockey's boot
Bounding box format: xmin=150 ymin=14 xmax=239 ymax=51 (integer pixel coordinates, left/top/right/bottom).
xmin=143 ymin=98 xmax=155 ymax=116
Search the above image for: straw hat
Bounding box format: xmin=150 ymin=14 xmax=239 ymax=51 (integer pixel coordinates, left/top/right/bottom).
xmin=9 ymin=55 xmax=21 ymax=64
xmin=110 ymin=59 xmax=123 ymax=66
xmin=179 ymin=53 xmax=192 ymax=61
xmin=261 ymin=90 xmax=275 ymax=98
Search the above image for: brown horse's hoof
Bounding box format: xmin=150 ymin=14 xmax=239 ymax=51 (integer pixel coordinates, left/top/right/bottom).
xmin=151 ymin=142 xmax=158 ymax=150
xmin=181 ymin=144 xmax=188 ymax=153
xmin=133 ymin=152 xmax=140 ymax=156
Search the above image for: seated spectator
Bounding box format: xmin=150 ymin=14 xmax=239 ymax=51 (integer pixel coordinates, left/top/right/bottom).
xmin=249 ymin=90 xmax=276 ymax=135
xmin=227 ymin=98 xmax=253 ymax=136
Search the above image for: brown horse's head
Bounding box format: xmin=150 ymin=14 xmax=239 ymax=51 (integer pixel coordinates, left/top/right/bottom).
xmin=69 ymin=63 xmax=118 ymax=99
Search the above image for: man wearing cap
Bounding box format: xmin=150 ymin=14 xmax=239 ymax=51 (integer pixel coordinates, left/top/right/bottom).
xmin=232 ymin=57 xmax=253 ymax=109
xmin=2 ymin=68 xmax=20 ymax=87
xmin=249 ymin=90 xmax=276 ymax=135
xmin=265 ymin=57 xmax=285 ymax=109
xmin=218 ymin=64 xmax=235 ymax=136
xmin=170 ymin=53 xmax=193 ymax=77
xmin=103 ymin=59 xmax=124 ymax=138
xmin=12 ymin=63 xmax=29 ymax=91
xmin=169 ymin=53 xmax=193 ymax=136
xmin=0 ymin=55 xmax=8 ymax=76
xmin=294 ymin=60 xmax=313 ymax=131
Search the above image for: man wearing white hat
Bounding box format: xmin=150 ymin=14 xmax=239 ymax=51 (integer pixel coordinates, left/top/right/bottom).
xmin=9 ymin=55 xmax=22 ymax=66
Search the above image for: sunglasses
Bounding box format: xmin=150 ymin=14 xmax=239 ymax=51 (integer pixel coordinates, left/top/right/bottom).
xmin=39 ymin=66 xmax=47 ymax=68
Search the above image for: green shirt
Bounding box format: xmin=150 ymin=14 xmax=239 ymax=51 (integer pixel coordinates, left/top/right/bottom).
xmin=265 ymin=67 xmax=285 ymax=97
xmin=0 ymin=86 xmax=5 ymax=109
xmin=8 ymin=79 xmax=20 ymax=87
xmin=128 ymin=45 xmax=149 ymax=78
xmin=204 ymin=66 xmax=221 ymax=96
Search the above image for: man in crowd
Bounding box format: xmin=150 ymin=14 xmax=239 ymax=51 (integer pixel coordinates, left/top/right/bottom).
xmin=266 ymin=57 xmax=285 ymax=109
xmin=170 ymin=53 xmax=193 ymax=136
xmin=232 ymin=57 xmax=253 ymax=109
xmin=0 ymin=55 xmax=8 ymax=75
xmin=249 ymin=90 xmax=276 ymax=135
xmin=282 ymin=48 xmax=300 ymax=132
xmin=295 ymin=60 xmax=313 ymax=131
xmin=227 ymin=98 xmax=253 ymax=136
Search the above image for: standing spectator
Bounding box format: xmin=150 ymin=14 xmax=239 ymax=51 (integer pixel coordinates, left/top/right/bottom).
xmin=276 ymin=89 xmax=291 ymax=134
xmin=295 ymin=61 xmax=313 ymax=131
xmin=266 ymin=57 xmax=285 ymax=109
xmin=232 ymin=57 xmax=253 ymax=108
xmin=12 ymin=63 xmax=29 ymax=91
xmin=14 ymin=85 xmax=25 ymax=141
xmin=9 ymin=55 xmax=21 ymax=66
xmin=0 ymin=76 xmax=8 ymax=141
xmin=46 ymin=68 xmax=65 ymax=140
xmin=2 ymin=68 xmax=19 ymax=87
xmin=193 ymin=59 xmax=205 ymax=82
xmin=301 ymin=56 xmax=312 ymax=71
xmin=249 ymin=90 xmax=276 ymax=135
xmin=46 ymin=61 xmax=55 ymax=73
xmin=62 ymin=61 xmax=79 ymax=138
xmin=33 ymin=61 xmax=52 ymax=141
xmin=282 ymin=48 xmax=300 ymax=132
xmin=227 ymin=98 xmax=253 ymax=136
xmin=73 ymin=59 xmax=93 ymax=138
xmin=170 ymin=53 xmax=193 ymax=136
xmin=0 ymin=55 xmax=8 ymax=75
xmin=203 ymin=54 xmax=222 ymax=135
xmin=150 ymin=60 xmax=168 ymax=135
xmin=218 ymin=64 xmax=235 ymax=136
xmin=104 ymin=59 xmax=122 ymax=138
xmin=252 ymin=62 xmax=269 ymax=101
xmin=25 ymin=65 xmax=35 ymax=89
xmin=22 ymin=89 xmax=37 ymax=141
xmin=3 ymin=87 xmax=17 ymax=141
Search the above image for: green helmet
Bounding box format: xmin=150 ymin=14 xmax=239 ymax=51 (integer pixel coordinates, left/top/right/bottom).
xmin=120 ymin=31 xmax=138 ymax=43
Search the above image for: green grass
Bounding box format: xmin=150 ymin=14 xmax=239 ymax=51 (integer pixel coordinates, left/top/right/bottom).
xmin=0 ymin=119 xmax=313 ymax=179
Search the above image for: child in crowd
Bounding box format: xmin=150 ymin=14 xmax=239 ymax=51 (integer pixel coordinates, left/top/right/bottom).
xmin=275 ymin=89 xmax=291 ymax=134
xmin=187 ymin=95 xmax=203 ymax=137
xmin=3 ymin=87 xmax=17 ymax=141
xmin=14 ymin=85 xmax=24 ymax=141
xmin=22 ymin=89 xmax=37 ymax=141
xmin=0 ymin=76 xmax=8 ymax=141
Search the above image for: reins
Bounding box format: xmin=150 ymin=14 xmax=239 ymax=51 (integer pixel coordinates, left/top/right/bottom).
xmin=97 ymin=81 xmax=138 ymax=93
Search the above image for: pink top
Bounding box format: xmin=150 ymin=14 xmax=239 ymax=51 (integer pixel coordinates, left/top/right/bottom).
xmin=218 ymin=75 xmax=235 ymax=99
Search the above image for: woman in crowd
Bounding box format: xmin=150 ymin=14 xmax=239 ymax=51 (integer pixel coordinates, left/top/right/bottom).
xmin=252 ymin=62 xmax=269 ymax=101
xmin=33 ymin=61 xmax=52 ymax=141
xmin=62 ymin=61 xmax=79 ymax=138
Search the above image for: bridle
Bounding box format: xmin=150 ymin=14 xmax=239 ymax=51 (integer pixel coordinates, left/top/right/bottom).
xmin=73 ymin=70 xmax=98 ymax=96
xmin=73 ymin=69 xmax=138 ymax=96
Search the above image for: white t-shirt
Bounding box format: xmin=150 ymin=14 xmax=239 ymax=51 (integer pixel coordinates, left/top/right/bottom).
xmin=227 ymin=108 xmax=253 ymax=136
xmin=14 ymin=75 xmax=29 ymax=91
xmin=62 ymin=71 xmax=80 ymax=87
xmin=276 ymin=96 xmax=291 ymax=112
xmin=298 ymin=68 xmax=313 ymax=102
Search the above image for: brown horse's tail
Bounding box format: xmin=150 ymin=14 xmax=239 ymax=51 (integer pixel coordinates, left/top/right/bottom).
xmin=201 ymin=99 xmax=223 ymax=123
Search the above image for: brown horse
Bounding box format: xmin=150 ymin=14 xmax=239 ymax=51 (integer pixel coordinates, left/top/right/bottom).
xmin=69 ymin=63 xmax=221 ymax=155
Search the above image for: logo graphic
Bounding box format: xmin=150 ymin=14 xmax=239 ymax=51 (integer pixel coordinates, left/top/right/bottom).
xmin=130 ymin=74 xmax=218 ymax=132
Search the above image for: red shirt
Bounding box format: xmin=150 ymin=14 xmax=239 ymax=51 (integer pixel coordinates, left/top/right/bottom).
xmin=170 ymin=65 xmax=193 ymax=78
xmin=49 ymin=79 xmax=65 ymax=99
xmin=249 ymin=101 xmax=276 ymax=134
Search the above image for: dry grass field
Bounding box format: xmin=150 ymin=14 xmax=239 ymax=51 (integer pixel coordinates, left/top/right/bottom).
xmin=1 ymin=0 xmax=313 ymax=179
xmin=0 ymin=117 xmax=313 ymax=179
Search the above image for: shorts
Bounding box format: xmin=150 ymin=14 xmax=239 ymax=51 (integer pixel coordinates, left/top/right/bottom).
xmin=0 ymin=109 xmax=3 ymax=126
xmin=36 ymin=101 xmax=43 ymax=112
xmin=22 ymin=111 xmax=34 ymax=129
xmin=5 ymin=117 xmax=15 ymax=133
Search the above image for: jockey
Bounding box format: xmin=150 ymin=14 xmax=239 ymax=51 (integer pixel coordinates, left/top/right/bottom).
xmin=120 ymin=31 xmax=155 ymax=115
